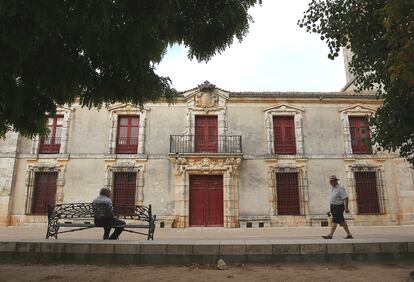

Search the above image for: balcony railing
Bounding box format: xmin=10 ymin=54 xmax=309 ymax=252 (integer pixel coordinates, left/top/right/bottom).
xmin=170 ymin=135 xmax=242 ymax=154
xmin=116 ymin=137 xmax=139 ymax=154
xmin=39 ymin=137 xmax=61 ymax=154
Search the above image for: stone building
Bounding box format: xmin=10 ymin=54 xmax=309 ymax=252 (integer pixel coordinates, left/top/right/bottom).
xmin=0 ymin=53 xmax=413 ymax=228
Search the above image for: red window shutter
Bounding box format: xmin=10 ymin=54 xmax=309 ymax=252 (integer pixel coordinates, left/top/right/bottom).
xmin=31 ymin=172 xmax=58 ymax=214
xmin=39 ymin=116 xmax=63 ymax=153
xmin=116 ymin=116 xmax=139 ymax=154
xmin=276 ymin=172 xmax=300 ymax=215
xmin=113 ymin=172 xmax=137 ymax=206
xmin=349 ymin=116 xmax=371 ymax=154
xmin=355 ymin=171 xmax=380 ymax=214
xmin=195 ymin=116 xmax=218 ymax=153
xmin=273 ymin=116 xmax=296 ymax=154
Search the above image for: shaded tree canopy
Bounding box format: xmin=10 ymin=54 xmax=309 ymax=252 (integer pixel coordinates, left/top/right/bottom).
xmin=0 ymin=0 xmax=261 ymax=137
xmin=299 ymin=0 xmax=414 ymax=165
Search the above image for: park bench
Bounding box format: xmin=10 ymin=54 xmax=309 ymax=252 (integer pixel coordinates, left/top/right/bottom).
xmin=46 ymin=203 xmax=156 ymax=240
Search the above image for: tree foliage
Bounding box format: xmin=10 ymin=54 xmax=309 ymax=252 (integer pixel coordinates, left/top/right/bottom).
xmin=0 ymin=0 xmax=261 ymax=137
xmin=299 ymin=0 xmax=414 ymax=165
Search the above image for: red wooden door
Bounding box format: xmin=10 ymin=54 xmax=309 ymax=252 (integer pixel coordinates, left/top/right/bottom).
xmin=195 ymin=116 xmax=218 ymax=152
xmin=113 ymin=172 xmax=137 ymax=206
xmin=349 ymin=116 xmax=371 ymax=154
xmin=116 ymin=116 xmax=139 ymax=153
xmin=32 ymin=172 xmax=58 ymax=214
xmin=276 ymin=172 xmax=300 ymax=215
xmin=190 ymin=175 xmax=223 ymax=227
xmin=273 ymin=116 xmax=296 ymax=154
xmin=355 ymin=171 xmax=380 ymax=214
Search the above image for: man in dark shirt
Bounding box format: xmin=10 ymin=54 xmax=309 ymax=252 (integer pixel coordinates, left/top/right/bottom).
xmin=92 ymin=188 xmax=125 ymax=240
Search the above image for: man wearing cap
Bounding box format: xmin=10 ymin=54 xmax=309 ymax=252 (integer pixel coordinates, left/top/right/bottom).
xmin=322 ymin=175 xmax=353 ymax=239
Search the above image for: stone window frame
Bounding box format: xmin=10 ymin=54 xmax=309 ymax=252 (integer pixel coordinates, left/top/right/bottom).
xmin=345 ymin=163 xmax=388 ymax=215
xmin=31 ymin=106 xmax=74 ymax=156
xmin=25 ymin=161 xmax=67 ymax=214
xmin=339 ymin=104 xmax=376 ymax=156
xmin=170 ymin=156 xmax=241 ymax=228
xmin=182 ymin=83 xmax=229 ymax=139
xmin=104 ymin=161 xmax=145 ymax=205
xmin=107 ymin=103 xmax=149 ymax=155
xmin=267 ymin=161 xmax=309 ymax=217
xmin=264 ymin=104 xmax=305 ymax=156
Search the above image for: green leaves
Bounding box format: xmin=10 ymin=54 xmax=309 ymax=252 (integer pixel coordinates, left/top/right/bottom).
xmin=299 ymin=0 xmax=414 ymax=165
xmin=0 ymin=0 xmax=261 ymax=137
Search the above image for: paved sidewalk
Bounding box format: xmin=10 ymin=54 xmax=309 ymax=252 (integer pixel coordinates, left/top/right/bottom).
xmin=1 ymin=225 xmax=413 ymax=243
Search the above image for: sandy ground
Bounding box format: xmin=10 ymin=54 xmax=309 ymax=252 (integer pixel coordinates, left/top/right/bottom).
xmin=1 ymin=262 xmax=414 ymax=282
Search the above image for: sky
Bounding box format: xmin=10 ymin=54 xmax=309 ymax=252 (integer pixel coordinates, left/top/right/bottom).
xmin=155 ymin=0 xmax=347 ymax=93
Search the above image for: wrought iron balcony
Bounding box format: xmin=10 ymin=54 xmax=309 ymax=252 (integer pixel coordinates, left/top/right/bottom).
xmin=170 ymin=135 xmax=242 ymax=154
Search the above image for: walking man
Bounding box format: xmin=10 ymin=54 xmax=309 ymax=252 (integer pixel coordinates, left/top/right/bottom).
xmin=92 ymin=188 xmax=125 ymax=240
xmin=322 ymin=175 xmax=353 ymax=239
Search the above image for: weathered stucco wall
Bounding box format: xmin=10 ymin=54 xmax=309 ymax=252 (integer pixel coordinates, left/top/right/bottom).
xmin=238 ymin=160 xmax=269 ymax=216
xmin=145 ymin=105 xmax=186 ymax=155
xmin=63 ymin=159 xmax=107 ymax=203
xmin=1 ymin=89 xmax=413 ymax=227
xmin=68 ymin=107 xmax=109 ymax=154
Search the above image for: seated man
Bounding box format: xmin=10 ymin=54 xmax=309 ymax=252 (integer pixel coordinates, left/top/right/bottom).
xmin=92 ymin=188 xmax=125 ymax=240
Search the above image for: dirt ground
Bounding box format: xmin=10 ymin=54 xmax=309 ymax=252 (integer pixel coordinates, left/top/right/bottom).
xmin=1 ymin=262 xmax=413 ymax=282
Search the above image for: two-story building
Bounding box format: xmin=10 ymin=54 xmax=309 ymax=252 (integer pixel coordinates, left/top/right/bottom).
xmin=0 ymin=54 xmax=413 ymax=228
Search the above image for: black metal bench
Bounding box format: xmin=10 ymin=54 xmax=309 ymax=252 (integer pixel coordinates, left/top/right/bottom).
xmin=46 ymin=203 xmax=156 ymax=240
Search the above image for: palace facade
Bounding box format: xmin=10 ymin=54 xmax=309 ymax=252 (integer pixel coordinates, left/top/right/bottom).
xmin=1 ymin=55 xmax=413 ymax=228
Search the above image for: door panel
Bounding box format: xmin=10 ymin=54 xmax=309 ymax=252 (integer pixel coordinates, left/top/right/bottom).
xmin=190 ymin=175 xmax=223 ymax=227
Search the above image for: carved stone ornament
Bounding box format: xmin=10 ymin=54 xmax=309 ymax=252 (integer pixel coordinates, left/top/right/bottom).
xmin=195 ymin=91 xmax=219 ymax=108
xmin=197 ymin=80 xmax=216 ymax=92
xmin=171 ymin=157 xmax=241 ymax=176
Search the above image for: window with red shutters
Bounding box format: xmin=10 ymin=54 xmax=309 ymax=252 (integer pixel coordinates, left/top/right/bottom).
xmin=112 ymin=172 xmax=137 ymax=206
xmin=116 ymin=116 xmax=139 ymax=154
xmin=39 ymin=116 xmax=63 ymax=154
xmin=273 ymin=116 xmax=296 ymax=154
xmin=31 ymin=172 xmax=58 ymax=214
xmin=195 ymin=116 xmax=218 ymax=153
xmin=355 ymin=171 xmax=380 ymax=214
xmin=349 ymin=116 xmax=372 ymax=154
xmin=276 ymin=172 xmax=300 ymax=215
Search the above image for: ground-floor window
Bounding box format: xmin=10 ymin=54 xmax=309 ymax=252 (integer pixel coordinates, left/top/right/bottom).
xmin=31 ymin=172 xmax=58 ymax=214
xmin=276 ymin=172 xmax=300 ymax=215
xmin=354 ymin=171 xmax=381 ymax=214
xmin=112 ymin=172 xmax=137 ymax=206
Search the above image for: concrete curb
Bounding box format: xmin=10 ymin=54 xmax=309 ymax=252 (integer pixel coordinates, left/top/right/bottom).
xmin=1 ymin=240 xmax=413 ymax=264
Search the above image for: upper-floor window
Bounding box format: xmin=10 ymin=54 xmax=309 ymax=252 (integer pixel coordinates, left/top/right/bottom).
xmin=349 ymin=116 xmax=371 ymax=154
xmin=116 ymin=116 xmax=139 ymax=154
xmin=39 ymin=116 xmax=63 ymax=154
xmin=273 ymin=116 xmax=296 ymax=154
xmin=195 ymin=115 xmax=218 ymax=153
